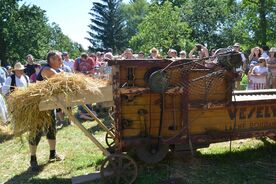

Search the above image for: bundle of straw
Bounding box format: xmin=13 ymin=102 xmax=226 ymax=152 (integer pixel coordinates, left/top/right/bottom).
xmin=7 ymin=74 xmax=105 ymax=138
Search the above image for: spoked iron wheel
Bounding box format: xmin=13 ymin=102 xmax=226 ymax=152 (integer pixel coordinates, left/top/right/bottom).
xmin=105 ymin=127 xmax=115 ymax=148
xmin=100 ymin=154 xmax=138 ymax=184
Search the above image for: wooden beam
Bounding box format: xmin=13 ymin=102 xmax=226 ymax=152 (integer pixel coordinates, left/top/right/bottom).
xmin=39 ymin=85 xmax=113 ymax=111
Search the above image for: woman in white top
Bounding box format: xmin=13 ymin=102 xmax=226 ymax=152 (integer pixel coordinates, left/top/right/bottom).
xmin=267 ymin=48 xmax=276 ymax=88
xmin=250 ymin=57 xmax=268 ymax=90
xmin=2 ymin=62 xmax=30 ymax=95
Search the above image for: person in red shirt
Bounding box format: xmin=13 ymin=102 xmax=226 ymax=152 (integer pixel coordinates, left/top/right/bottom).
xmin=74 ymin=53 xmax=96 ymax=74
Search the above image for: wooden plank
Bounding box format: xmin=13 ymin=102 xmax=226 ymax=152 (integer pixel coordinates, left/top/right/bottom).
xmin=71 ymin=172 xmax=101 ymax=184
xmin=39 ymin=85 xmax=113 ymax=111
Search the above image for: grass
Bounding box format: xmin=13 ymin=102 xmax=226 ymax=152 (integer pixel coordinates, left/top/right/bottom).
xmin=0 ymin=121 xmax=275 ymax=184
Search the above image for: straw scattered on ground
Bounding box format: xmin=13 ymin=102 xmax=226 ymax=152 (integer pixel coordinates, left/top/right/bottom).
xmin=7 ymin=74 xmax=106 ymax=139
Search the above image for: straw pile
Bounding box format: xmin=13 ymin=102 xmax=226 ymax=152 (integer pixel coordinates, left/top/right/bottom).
xmin=8 ymin=74 xmax=106 ymax=138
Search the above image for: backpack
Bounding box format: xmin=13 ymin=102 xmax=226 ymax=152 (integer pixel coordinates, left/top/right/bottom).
xmin=10 ymin=74 xmax=29 ymax=92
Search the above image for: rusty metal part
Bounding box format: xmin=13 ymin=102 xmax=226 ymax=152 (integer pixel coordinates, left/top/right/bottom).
xmin=105 ymin=127 xmax=115 ymax=149
xmin=122 ymin=119 xmax=133 ymax=129
xmin=127 ymin=67 xmax=135 ymax=87
xmin=136 ymin=143 xmax=169 ymax=164
xmin=100 ymin=154 xmax=137 ymax=184
xmin=138 ymin=109 xmax=148 ymax=136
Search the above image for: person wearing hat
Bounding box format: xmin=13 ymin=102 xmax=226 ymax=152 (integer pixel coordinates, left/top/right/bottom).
xmin=138 ymin=51 xmax=145 ymax=59
xmin=24 ymin=54 xmax=36 ymax=77
xmin=267 ymin=47 xmax=276 ymax=88
xmin=6 ymin=65 xmax=13 ymax=77
xmin=250 ymin=57 xmax=268 ymax=90
xmin=2 ymin=62 xmax=30 ymax=95
xmin=233 ymin=43 xmax=247 ymax=89
xmin=179 ymin=50 xmax=187 ymax=59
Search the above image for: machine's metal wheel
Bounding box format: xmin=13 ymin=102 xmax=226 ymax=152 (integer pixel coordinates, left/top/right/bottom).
xmin=100 ymin=154 xmax=138 ymax=184
xmin=136 ymin=143 xmax=169 ymax=164
xmin=105 ymin=127 xmax=115 ymax=148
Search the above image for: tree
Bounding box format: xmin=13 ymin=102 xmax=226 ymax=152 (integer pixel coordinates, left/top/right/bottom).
xmin=0 ymin=1 xmax=84 ymax=66
xmin=49 ymin=23 xmax=84 ymax=59
xmin=130 ymin=1 xmax=192 ymax=55
xmin=121 ymin=0 xmax=149 ymax=44
xmin=87 ymin=0 xmax=126 ymax=53
xmin=0 ymin=0 xmax=20 ymax=65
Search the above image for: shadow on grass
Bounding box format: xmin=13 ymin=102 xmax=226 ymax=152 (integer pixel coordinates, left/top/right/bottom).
xmin=0 ymin=129 xmax=13 ymax=143
xmin=135 ymin=140 xmax=276 ymax=184
xmin=4 ymin=162 xmax=71 ymax=184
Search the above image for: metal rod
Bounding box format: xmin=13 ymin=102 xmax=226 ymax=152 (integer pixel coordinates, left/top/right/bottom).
xmin=51 ymin=97 xmax=110 ymax=156
xmin=81 ymin=103 xmax=115 ymax=138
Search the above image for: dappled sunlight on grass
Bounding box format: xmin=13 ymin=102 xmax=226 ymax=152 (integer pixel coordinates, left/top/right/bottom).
xmin=1 ymin=122 xmax=275 ymax=184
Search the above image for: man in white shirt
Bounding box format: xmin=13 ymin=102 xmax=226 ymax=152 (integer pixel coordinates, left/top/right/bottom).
xmin=233 ymin=43 xmax=247 ymax=89
xmin=2 ymin=62 xmax=29 ymax=95
xmin=62 ymin=52 xmax=74 ymax=72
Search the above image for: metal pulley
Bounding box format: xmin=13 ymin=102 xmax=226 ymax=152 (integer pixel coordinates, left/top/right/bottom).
xmin=148 ymin=70 xmax=170 ymax=93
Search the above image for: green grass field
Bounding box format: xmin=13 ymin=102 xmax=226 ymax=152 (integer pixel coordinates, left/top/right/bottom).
xmin=0 ymin=121 xmax=275 ymax=184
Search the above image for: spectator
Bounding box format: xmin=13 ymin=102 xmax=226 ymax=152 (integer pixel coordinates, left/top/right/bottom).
xmin=167 ymin=49 xmax=178 ymax=58
xmin=0 ymin=94 xmax=8 ymax=124
xmin=189 ymin=44 xmax=209 ymax=59
xmin=138 ymin=51 xmax=145 ymax=59
xmin=179 ymin=51 xmax=187 ymax=59
xmin=60 ymin=63 xmax=72 ymax=73
xmin=261 ymin=45 xmax=270 ymax=60
xmin=104 ymin=52 xmax=113 ymax=60
xmin=210 ymin=48 xmax=216 ymax=57
xmin=249 ymin=47 xmax=261 ymax=65
xmin=96 ymin=51 xmax=104 ymax=63
xmin=29 ymin=64 xmax=41 ymax=83
xmin=74 ymin=53 xmax=96 ymax=74
xmin=267 ymin=47 xmax=276 ymax=88
xmin=2 ymin=62 xmax=30 ymax=95
xmin=24 ymin=54 xmax=36 ymax=77
xmin=247 ymin=64 xmax=255 ymax=90
xmin=233 ymin=43 xmax=247 ymax=89
xmin=0 ymin=60 xmax=8 ymax=92
xmin=62 ymin=52 xmax=74 ymax=72
xmin=250 ymin=57 xmax=268 ymax=90
xmin=122 ymin=48 xmax=134 ymax=59
xmin=149 ymin=48 xmax=161 ymax=59
xmin=6 ymin=66 xmax=13 ymax=76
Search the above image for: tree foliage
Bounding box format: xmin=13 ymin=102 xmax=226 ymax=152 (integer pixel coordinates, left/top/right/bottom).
xmin=121 ymin=0 xmax=149 ymax=44
xmin=130 ymin=1 xmax=192 ymax=54
xmin=0 ymin=1 xmax=83 ymax=66
xmin=87 ymin=0 xmax=126 ymax=53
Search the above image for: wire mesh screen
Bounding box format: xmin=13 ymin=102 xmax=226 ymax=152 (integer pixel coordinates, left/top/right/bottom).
xmin=149 ymin=49 xmax=242 ymax=103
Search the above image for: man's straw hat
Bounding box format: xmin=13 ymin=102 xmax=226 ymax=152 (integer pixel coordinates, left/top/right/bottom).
xmin=13 ymin=62 xmax=25 ymax=71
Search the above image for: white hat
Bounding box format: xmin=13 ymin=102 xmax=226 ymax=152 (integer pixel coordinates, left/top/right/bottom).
xmin=13 ymin=62 xmax=25 ymax=71
xmin=269 ymin=47 xmax=276 ymax=53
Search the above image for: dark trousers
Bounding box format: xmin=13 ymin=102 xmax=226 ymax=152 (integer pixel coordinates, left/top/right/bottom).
xmin=29 ymin=110 xmax=56 ymax=146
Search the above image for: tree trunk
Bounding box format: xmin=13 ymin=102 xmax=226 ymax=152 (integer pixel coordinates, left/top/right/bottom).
xmin=258 ymin=0 xmax=267 ymax=46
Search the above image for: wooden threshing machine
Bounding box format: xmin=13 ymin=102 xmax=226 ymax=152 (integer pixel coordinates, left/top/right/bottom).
xmin=39 ymin=48 xmax=276 ymax=184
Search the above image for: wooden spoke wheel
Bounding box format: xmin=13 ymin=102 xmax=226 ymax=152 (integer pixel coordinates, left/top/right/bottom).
xmin=105 ymin=127 xmax=115 ymax=148
xmin=136 ymin=143 xmax=169 ymax=164
xmin=100 ymin=154 xmax=138 ymax=184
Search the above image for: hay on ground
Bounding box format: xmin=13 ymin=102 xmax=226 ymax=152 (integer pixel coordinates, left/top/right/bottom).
xmin=8 ymin=74 xmax=106 ymax=139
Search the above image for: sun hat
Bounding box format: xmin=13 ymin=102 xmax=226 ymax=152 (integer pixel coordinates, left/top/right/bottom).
xmin=269 ymin=47 xmax=276 ymax=53
xmin=13 ymin=62 xmax=25 ymax=71
xmin=233 ymin=43 xmax=240 ymax=47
